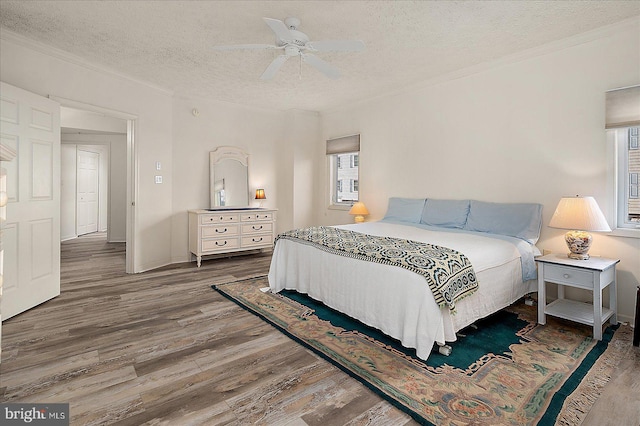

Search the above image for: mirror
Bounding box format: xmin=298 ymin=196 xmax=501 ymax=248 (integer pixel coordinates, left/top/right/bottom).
xmin=210 ymin=146 xmax=249 ymax=208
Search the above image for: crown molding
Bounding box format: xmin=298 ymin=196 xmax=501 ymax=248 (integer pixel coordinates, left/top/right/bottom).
xmin=323 ymin=15 xmax=640 ymax=115
xmin=0 ymin=27 xmax=173 ymax=97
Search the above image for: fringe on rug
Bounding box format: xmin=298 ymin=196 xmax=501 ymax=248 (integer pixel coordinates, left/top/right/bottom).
xmin=554 ymin=326 xmax=632 ymax=426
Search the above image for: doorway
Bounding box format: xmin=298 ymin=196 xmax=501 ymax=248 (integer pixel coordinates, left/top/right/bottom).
xmin=57 ymin=101 xmax=136 ymax=273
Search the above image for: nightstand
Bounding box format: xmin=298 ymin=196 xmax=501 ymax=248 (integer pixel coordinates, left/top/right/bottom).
xmin=536 ymin=253 xmax=619 ymax=340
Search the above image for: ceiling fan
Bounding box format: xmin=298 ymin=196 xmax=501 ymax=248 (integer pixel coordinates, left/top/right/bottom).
xmin=213 ymin=17 xmax=365 ymax=80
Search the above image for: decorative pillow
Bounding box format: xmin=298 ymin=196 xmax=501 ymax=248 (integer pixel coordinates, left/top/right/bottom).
xmin=464 ymin=200 xmax=543 ymax=244
xmin=420 ymin=199 xmax=470 ymax=228
xmin=382 ymin=197 xmax=426 ymax=223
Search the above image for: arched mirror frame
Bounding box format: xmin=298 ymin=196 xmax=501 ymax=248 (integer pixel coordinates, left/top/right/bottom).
xmin=209 ymin=146 xmax=249 ymax=208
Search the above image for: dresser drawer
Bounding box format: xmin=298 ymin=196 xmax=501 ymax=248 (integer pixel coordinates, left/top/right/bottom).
xmin=201 ymin=237 xmax=240 ymax=252
xmin=241 ymin=234 xmax=272 ymax=247
xmin=543 ymin=264 xmax=594 ymax=289
xmin=200 ymin=214 xmax=239 ymax=224
xmin=241 ymin=212 xmax=273 ymax=222
xmin=241 ymin=222 xmax=273 ymax=234
xmin=201 ymin=224 xmax=239 ymax=238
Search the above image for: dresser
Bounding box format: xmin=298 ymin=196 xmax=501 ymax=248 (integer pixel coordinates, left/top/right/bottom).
xmin=188 ymin=208 xmax=277 ymax=267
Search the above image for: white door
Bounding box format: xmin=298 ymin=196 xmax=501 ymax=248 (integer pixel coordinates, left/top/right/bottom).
xmin=0 ymin=81 xmax=61 ymax=320
xmin=76 ymin=149 xmax=99 ymax=235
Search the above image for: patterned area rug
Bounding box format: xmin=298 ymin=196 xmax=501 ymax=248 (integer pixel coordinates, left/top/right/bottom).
xmin=213 ymin=276 xmax=629 ymax=426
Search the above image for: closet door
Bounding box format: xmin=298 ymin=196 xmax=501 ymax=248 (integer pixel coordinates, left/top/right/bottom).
xmin=0 ymin=81 xmax=61 ymax=320
xmin=76 ymin=149 xmax=99 ymax=235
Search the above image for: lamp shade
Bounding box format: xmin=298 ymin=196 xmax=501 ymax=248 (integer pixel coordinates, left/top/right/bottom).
xmin=349 ymin=202 xmax=369 ymax=216
xmin=549 ymin=196 xmax=611 ymax=232
xmin=255 ymin=189 xmax=266 ymax=200
xmin=349 ymin=202 xmax=369 ymax=223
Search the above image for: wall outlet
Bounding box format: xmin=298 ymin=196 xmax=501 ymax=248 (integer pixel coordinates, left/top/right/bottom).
xmin=156 ymin=161 xmax=161 ymax=171
xmin=155 ymin=176 xmax=162 ymax=184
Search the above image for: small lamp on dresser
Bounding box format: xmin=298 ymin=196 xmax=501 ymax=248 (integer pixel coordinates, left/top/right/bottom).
xmin=349 ymin=202 xmax=369 ymax=223
xmin=548 ymin=195 xmax=611 ymax=260
xmin=255 ymin=188 xmax=266 ymax=207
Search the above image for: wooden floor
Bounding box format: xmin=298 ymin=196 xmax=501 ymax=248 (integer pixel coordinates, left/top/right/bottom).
xmin=1 ymin=234 xmax=639 ymax=425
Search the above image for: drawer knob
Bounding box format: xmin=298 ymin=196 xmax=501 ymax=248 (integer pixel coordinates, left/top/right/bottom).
xmin=253 ymin=225 xmax=263 ymax=230
xmin=253 ymin=237 xmax=263 ymax=242
xmin=216 ymin=228 xmax=227 ymax=233
xmin=563 ymin=273 xmax=570 ymax=279
xmin=215 ymin=241 xmax=227 ymax=246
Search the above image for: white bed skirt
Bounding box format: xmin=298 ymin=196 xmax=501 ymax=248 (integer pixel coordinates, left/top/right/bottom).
xmin=268 ymin=223 xmax=537 ymax=360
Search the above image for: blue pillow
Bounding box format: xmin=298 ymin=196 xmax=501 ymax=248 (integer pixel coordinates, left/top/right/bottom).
xmin=421 ymin=199 xmax=470 ymax=228
xmin=464 ymin=200 xmax=543 ymax=244
xmin=383 ymin=197 xmax=425 ymax=223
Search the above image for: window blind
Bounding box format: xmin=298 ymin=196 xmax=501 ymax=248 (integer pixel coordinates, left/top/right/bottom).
xmin=326 ymin=134 xmax=360 ymax=155
xmin=605 ymin=85 xmax=640 ymax=129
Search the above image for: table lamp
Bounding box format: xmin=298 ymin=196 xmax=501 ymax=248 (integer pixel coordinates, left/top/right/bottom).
xmin=548 ymin=196 xmax=611 ymax=260
xmin=349 ymin=202 xmax=369 ymax=223
xmin=255 ymin=188 xmax=266 ymax=207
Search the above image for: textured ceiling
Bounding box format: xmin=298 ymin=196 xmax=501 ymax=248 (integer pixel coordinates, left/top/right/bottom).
xmin=1 ymin=1 xmax=639 ymax=112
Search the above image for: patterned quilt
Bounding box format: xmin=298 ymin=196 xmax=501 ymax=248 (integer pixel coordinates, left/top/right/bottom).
xmin=275 ymin=226 xmax=478 ymax=311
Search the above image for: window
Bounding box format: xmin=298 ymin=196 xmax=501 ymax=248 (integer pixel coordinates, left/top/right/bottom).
xmin=606 ymin=85 xmax=640 ymax=231
xmin=327 ymin=134 xmax=360 ymax=207
xmin=613 ymin=126 xmax=640 ymax=227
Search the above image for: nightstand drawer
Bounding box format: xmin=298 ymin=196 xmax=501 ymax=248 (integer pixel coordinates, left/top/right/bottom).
xmin=543 ymin=264 xmax=594 ymax=289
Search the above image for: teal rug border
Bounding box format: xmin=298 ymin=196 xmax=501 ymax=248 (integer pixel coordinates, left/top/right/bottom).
xmin=212 ymin=279 xmax=617 ymax=425
xmin=538 ymin=322 xmax=617 ymax=425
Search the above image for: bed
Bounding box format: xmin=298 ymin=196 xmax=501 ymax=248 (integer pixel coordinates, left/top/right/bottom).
xmin=268 ymin=198 xmax=542 ymax=360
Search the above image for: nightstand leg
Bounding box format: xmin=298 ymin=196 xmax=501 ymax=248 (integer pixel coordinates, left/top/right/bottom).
xmin=610 ymin=273 xmax=617 ymax=325
xmin=557 ymin=285 xmax=565 ymax=300
xmin=593 ymin=279 xmax=603 ymax=341
xmin=197 ymin=256 xmax=202 ymax=268
xmin=537 ymin=264 xmax=546 ymax=325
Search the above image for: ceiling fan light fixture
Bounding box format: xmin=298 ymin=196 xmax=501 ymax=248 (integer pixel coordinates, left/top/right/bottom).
xmin=214 ymin=17 xmax=365 ymax=80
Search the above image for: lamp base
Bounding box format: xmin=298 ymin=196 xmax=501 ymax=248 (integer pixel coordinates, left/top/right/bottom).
xmin=353 ymin=215 xmax=365 ymax=223
xmin=564 ymin=230 xmax=592 ymax=260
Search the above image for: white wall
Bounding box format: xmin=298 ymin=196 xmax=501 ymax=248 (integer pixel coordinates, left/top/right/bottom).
xmin=278 ymin=109 xmax=321 ymax=231
xmin=1 ymin=33 xmax=173 ymax=272
xmin=60 ymin=144 xmax=77 ymax=241
xmin=170 ymin=97 xmax=319 ymax=263
xmin=319 ymin=21 xmax=640 ymax=322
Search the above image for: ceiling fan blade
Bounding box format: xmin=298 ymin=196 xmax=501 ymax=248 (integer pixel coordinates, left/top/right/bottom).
xmin=307 ymin=40 xmax=365 ymax=52
xmin=263 ymin=18 xmax=293 ymax=42
xmin=302 ymin=54 xmax=340 ymax=79
xmin=260 ymin=55 xmax=289 ymax=80
xmin=213 ymin=44 xmax=279 ymax=51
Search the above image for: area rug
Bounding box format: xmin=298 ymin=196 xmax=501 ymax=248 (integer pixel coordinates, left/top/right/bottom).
xmin=213 ymin=276 xmax=629 ymax=426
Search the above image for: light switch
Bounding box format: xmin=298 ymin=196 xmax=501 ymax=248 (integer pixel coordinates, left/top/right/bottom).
xmin=156 ymin=161 xmax=162 ymax=170
xmin=155 ymin=176 xmax=162 ymax=184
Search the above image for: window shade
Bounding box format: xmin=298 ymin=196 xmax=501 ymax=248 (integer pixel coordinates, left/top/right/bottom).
xmin=605 ymin=85 xmax=640 ymax=129
xmin=326 ymin=134 xmax=360 ymax=155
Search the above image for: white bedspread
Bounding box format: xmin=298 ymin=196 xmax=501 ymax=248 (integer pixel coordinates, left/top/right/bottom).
xmin=268 ymin=222 xmax=536 ymax=360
